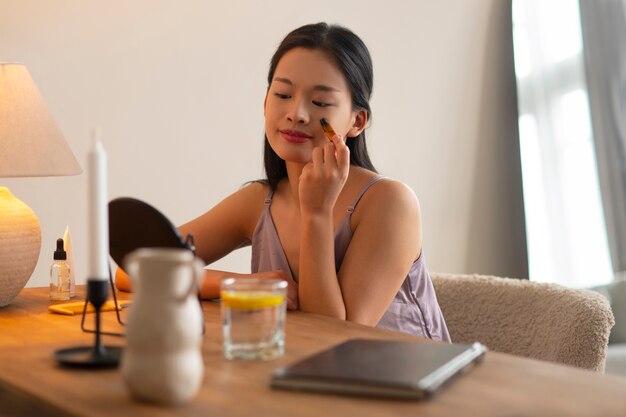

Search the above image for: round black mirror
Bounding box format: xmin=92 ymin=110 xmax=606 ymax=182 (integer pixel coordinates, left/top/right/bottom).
xmin=108 ymin=197 xmax=193 ymax=267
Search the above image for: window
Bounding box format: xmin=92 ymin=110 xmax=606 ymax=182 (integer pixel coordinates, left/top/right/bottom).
xmin=512 ymin=0 xmax=613 ymax=287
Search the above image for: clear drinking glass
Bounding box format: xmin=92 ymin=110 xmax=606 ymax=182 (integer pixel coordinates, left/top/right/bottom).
xmin=220 ymin=278 xmax=288 ymax=360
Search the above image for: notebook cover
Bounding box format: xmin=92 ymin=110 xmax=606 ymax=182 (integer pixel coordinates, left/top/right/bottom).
xmin=271 ymin=338 xmax=486 ymax=400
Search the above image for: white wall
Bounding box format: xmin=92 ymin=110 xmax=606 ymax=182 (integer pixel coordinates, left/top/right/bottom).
xmin=0 ymin=0 xmax=527 ymax=288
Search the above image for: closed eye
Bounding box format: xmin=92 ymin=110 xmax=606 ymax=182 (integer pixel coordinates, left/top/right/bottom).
xmin=274 ymin=93 xmax=291 ymax=99
xmin=312 ymin=101 xmax=331 ymax=107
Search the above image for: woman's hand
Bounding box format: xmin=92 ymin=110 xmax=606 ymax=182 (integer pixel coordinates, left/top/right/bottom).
xmin=114 ymin=267 xmax=132 ymax=292
xmin=252 ymin=270 xmax=299 ymax=310
xmin=298 ymin=135 xmax=350 ymax=215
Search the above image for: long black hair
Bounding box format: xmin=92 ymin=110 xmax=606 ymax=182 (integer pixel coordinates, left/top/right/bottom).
xmin=263 ymin=23 xmax=377 ymax=190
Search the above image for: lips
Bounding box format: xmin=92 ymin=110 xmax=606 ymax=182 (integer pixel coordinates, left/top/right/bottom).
xmin=280 ymin=129 xmax=313 ymax=144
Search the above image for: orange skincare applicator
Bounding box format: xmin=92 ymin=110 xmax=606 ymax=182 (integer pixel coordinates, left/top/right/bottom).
xmin=320 ymin=118 xmax=336 ymax=142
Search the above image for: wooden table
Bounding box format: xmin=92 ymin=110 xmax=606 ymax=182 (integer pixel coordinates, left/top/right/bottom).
xmin=1 ymin=287 xmax=626 ymax=417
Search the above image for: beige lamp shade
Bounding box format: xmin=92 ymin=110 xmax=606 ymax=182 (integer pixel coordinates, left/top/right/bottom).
xmin=0 ymin=63 xmax=81 ymax=177
xmin=0 ymin=63 xmax=82 ymax=306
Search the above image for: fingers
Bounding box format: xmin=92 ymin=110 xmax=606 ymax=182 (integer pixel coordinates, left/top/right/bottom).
xmin=311 ymin=145 xmax=324 ymax=172
xmin=287 ymin=281 xmax=299 ymax=310
xmin=321 ymin=135 xmax=349 ymax=180
xmin=271 ymin=270 xmax=299 ymax=310
xmin=309 ymin=133 xmax=349 ymax=173
xmin=271 ymin=269 xmax=288 ymax=280
xmin=287 ymin=292 xmax=299 ymax=310
xmin=333 ymin=135 xmax=350 ymax=171
xmin=242 ymin=270 xmax=299 ymax=310
xmin=323 ymin=138 xmax=337 ymax=166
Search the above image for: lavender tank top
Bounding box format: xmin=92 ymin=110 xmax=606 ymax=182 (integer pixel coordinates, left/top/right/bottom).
xmin=250 ymin=176 xmax=451 ymax=342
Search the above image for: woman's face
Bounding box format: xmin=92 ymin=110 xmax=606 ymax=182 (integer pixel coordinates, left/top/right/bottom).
xmin=264 ymin=47 xmax=363 ymax=164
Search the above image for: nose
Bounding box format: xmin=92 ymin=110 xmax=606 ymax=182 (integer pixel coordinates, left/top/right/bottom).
xmin=286 ymin=97 xmax=309 ymax=125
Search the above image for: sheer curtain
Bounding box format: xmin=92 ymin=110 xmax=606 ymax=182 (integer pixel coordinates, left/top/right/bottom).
xmin=579 ymin=0 xmax=626 ymax=281
xmin=512 ymin=0 xmax=613 ymax=287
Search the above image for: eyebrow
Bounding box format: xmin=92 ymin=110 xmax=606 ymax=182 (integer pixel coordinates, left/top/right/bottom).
xmin=273 ymin=77 xmax=340 ymax=93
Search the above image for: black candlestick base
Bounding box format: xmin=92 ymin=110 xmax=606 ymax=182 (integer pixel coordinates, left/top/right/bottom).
xmin=55 ymin=279 xmax=123 ymax=369
xmin=55 ymin=345 xmax=123 ymax=368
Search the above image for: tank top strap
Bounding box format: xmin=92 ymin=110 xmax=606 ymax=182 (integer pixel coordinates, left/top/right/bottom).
xmin=347 ymin=175 xmax=386 ymax=214
xmin=264 ymin=187 xmax=274 ymax=205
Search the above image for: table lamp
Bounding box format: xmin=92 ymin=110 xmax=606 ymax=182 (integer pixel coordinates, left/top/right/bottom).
xmin=0 ymin=63 xmax=82 ymax=307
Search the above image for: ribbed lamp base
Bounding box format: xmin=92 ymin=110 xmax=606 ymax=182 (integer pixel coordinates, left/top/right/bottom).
xmin=0 ymin=187 xmax=41 ymax=307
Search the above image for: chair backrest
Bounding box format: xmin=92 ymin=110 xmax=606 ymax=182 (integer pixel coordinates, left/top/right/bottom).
xmin=431 ymin=273 xmax=615 ymax=372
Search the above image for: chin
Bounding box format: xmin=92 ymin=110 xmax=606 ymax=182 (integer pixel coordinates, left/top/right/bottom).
xmin=277 ymin=150 xmax=312 ymax=164
xmin=269 ymin=141 xmax=312 ymax=164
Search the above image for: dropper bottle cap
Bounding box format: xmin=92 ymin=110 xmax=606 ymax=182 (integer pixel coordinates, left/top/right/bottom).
xmin=54 ymin=238 xmax=67 ymax=260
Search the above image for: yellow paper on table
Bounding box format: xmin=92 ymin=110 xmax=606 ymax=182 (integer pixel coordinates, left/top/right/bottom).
xmin=48 ymin=300 xmax=122 ymax=316
xmin=221 ymin=291 xmax=285 ymax=310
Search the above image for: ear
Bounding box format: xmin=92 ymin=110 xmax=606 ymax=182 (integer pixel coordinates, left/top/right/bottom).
xmin=347 ymin=110 xmax=367 ymax=138
xmin=263 ymin=91 xmax=268 ymax=116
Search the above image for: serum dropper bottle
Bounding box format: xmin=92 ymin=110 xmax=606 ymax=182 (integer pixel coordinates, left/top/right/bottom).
xmin=50 ymin=238 xmax=71 ymax=301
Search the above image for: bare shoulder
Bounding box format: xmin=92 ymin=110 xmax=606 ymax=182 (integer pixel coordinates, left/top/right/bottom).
xmin=348 ymin=175 xmax=422 ymax=261
xmin=213 ymin=180 xmax=269 ymax=214
xmin=351 ymin=176 xmax=421 ymax=225
xmin=230 ymin=181 xmax=269 ymax=205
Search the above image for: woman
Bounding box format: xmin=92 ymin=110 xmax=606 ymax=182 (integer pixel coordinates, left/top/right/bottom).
xmin=117 ymin=22 xmax=450 ymax=342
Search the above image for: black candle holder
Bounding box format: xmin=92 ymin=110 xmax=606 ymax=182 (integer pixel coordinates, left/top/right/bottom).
xmin=54 ymin=279 xmax=123 ymax=368
xmin=76 ymin=264 xmax=126 ymax=338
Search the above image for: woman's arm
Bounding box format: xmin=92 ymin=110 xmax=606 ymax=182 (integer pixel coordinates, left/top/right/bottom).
xmin=199 ymin=268 xmax=299 ymax=310
xmin=116 ymin=267 xmax=299 ymax=309
xmin=178 ymin=182 xmax=267 ymax=265
xmin=114 ymin=182 xmax=300 ymax=308
xmin=339 ymin=179 xmax=421 ymax=325
xmin=115 ymin=182 xmax=264 ymax=289
xmin=298 ymin=154 xmax=421 ymax=325
xmin=297 ymin=138 xmax=350 ymax=318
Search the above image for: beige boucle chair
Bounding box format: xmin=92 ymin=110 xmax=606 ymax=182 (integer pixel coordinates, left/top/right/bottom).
xmin=431 ymin=273 xmax=615 ymax=372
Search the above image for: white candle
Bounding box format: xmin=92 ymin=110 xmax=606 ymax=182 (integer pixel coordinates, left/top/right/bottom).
xmin=87 ymin=128 xmax=109 ymax=281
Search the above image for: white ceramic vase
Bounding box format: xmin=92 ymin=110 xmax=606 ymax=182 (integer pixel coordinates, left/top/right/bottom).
xmin=121 ymin=248 xmax=205 ymax=405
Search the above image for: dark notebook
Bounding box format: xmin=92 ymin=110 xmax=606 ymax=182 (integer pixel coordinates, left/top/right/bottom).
xmin=271 ymin=338 xmax=486 ymax=400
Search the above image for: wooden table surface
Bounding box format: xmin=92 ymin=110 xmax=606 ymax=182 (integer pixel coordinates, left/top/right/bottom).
xmin=1 ymin=286 xmax=626 ymax=417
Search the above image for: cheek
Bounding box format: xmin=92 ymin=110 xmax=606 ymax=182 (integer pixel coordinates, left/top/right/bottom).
xmin=264 ymin=101 xmax=282 ymax=126
xmin=264 ymin=106 xmax=277 ymax=132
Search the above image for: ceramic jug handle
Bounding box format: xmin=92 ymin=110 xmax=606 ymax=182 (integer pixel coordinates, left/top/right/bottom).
xmin=180 ymin=258 xmax=205 ymax=302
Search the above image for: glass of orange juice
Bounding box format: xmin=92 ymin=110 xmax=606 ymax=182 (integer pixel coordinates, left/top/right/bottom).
xmin=220 ymin=278 xmax=287 ymax=360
